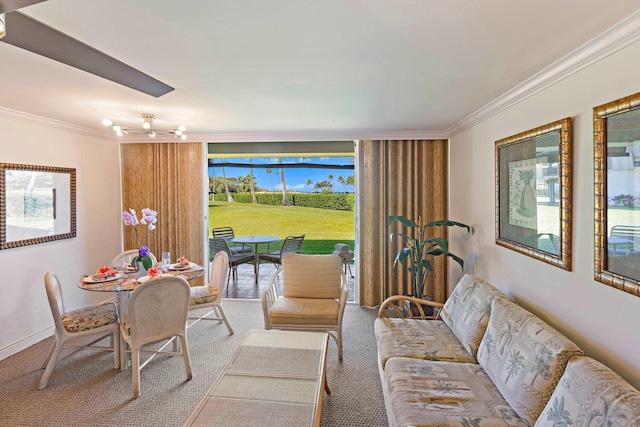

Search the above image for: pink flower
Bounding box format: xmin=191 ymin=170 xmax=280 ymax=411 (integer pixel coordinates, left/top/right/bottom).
xmin=147 ymin=267 xmax=161 ymax=277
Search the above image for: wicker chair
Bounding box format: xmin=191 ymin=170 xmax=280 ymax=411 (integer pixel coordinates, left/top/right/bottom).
xmin=262 ymin=253 xmax=348 ymax=359
xmin=39 ymin=272 xmax=120 ymax=389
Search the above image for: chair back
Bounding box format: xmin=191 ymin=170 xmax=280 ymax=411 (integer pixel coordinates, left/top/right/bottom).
xmin=212 ymin=227 xmax=235 ymax=240
xmin=128 ymin=276 xmax=190 ymax=341
xmin=280 ymin=234 xmax=305 ymax=256
xmin=111 ymin=249 xmax=157 ymax=267
xmin=44 ymin=272 xmax=66 ymax=332
xmin=282 ymin=253 xmax=342 ymax=299
xmin=210 ymin=237 xmax=232 ymax=256
xmin=209 ymin=251 xmax=229 ymax=294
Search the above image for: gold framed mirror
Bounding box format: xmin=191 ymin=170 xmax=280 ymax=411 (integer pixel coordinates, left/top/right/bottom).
xmin=0 ymin=163 xmax=76 ymax=250
xmin=495 ymin=118 xmax=572 ymax=270
xmin=594 ymin=93 xmax=640 ymax=296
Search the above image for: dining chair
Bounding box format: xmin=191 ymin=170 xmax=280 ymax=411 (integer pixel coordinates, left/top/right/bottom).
xmin=209 ymin=237 xmax=256 ymax=289
xmin=257 ymin=234 xmax=305 ymax=281
xmin=187 ymin=251 xmax=234 ymax=334
xmin=261 ymin=253 xmax=348 ymax=359
xmin=111 ymin=249 xmax=158 ymax=267
xmin=39 ymin=272 xmax=120 ymax=389
xmin=211 ymin=226 xmax=254 ymax=254
xmin=120 ymin=275 xmax=192 ymax=398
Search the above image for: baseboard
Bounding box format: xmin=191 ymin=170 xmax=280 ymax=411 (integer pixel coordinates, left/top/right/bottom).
xmin=0 ymin=326 xmax=54 ymax=361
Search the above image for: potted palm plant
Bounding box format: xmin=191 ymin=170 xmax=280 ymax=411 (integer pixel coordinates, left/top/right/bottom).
xmin=388 ymin=215 xmax=471 ymax=302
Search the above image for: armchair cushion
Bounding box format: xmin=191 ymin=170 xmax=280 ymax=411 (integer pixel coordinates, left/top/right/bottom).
xmin=189 ymin=286 xmax=219 ymax=306
xmin=268 ymin=297 xmax=340 ymax=325
xmin=61 ymin=303 xmax=118 ymax=333
xmin=282 ymin=254 xmax=341 ymax=299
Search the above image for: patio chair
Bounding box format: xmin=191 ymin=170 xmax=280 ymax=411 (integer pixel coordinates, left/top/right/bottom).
xmin=257 ymin=234 xmax=305 ymax=279
xmin=39 ymin=272 xmax=120 ymax=389
xmin=120 ymin=275 xmax=192 ymax=398
xmin=212 ymin=226 xmax=254 ymax=254
xmin=111 ymin=249 xmax=157 ymax=268
xmin=187 ymin=251 xmax=234 ymax=334
xmin=210 ymin=237 xmax=256 ymax=289
xmin=262 ymin=253 xmax=348 ymax=359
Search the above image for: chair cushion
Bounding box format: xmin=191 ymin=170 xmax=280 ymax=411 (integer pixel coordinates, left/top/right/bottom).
xmin=269 ymin=297 xmax=339 ymax=325
xmin=374 ymin=318 xmax=477 ymax=369
xmin=282 ymin=254 xmax=342 ymax=299
xmin=384 ymin=357 xmax=527 ymax=427
xmin=62 ymin=303 xmax=117 ymax=333
xmin=440 ymin=274 xmax=507 ymax=357
xmin=477 ymin=297 xmax=584 ymax=426
xmin=190 ymin=286 xmax=219 ymax=306
xmin=535 ymin=356 xmax=640 ymax=427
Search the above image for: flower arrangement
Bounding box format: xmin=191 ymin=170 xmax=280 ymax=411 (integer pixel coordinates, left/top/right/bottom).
xmin=122 ymin=208 xmax=158 ymax=269
xmin=177 ymin=256 xmax=190 ymax=267
xmin=92 ymin=266 xmax=118 ymax=281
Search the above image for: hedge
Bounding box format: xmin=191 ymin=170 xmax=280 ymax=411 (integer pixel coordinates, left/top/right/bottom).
xmin=211 ymin=192 xmax=354 ymax=211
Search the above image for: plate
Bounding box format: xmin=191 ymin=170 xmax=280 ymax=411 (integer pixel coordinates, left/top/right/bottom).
xmin=169 ymin=262 xmax=192 ymax=271
xmin=137 ymin=275 xmax=154 ymax=283
xmin=83 ymin=274 xmax=121 ymax=284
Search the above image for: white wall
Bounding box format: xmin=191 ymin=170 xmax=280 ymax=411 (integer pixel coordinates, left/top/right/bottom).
xmin=449 ymin=39 xmax=640 ymax=388
xmin=0 ymin=115 xmax=121 ymax=358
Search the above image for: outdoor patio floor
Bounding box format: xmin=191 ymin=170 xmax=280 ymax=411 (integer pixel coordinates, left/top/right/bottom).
xmin=222 ymin=262 xmax=356 ymax=302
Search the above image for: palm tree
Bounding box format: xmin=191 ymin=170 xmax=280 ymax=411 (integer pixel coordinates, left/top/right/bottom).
xmin=346 ymin=175 xmax=355 ymax=189
xmin=545 ymin=396 xmax=573 ymax=427
xmin=221 ymin=159 xmax=234 ymax=202
xmin=337 ymin=176 xmax=347 ymax=193
xmin=505 ymin=349 xmax=524 ymax=383
xmin=265 ymin=167 xmax=273 ymax=190
xmin=306 ymin=179 xmax=313 ymax=191
xmin=328 ymin=174 xmax=334 ymax=192
xmin=249 ymin=158 xmax=257 ymax=203
xmin=279 ymin=158 xmax=290 ymax=206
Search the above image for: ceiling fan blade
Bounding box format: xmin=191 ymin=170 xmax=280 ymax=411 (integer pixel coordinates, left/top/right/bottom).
xmin=1 ymin=11 xmax=174 ymax=97
xmin=0 ymin=0 xmax=47 ymax=14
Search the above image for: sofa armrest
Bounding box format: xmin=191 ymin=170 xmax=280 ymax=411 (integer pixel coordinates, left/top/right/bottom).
xmin=261 ymin=266 xmax=283 ymax=328
xmin=378 ymin=295 xmax=444 ymax=320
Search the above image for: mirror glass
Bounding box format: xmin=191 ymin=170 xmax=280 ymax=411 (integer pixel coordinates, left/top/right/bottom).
xmin=495 ymin=118 xmax=572 ymax=270
xmin=596 ymin=101 xmax=640 ymax=286
xmin=1 ymin=163 xmax=76 ymax=250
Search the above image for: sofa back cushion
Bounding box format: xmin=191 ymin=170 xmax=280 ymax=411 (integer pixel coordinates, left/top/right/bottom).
xmin=282 ymin=253 xmax=342 ymax=299
xmin=534 ymin=356 xmax=640 ymax=427
xmin=440 ymin=274 xmax=507 ymax=357
xmin=477 ymin=297 xmax=584 ymax=426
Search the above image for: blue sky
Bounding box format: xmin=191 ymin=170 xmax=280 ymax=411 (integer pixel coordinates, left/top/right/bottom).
xmin=209 ymin=157 xmax=355 ymax=193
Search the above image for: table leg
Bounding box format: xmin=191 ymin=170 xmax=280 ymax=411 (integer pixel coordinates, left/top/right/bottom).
xmin=324 ymin=376 xmax=331 ymax=394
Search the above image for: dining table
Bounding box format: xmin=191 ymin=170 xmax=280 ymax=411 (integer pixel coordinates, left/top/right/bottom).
xmin=230 ymin=235 xmax=280 ymax=283
xmin=78 ymin=262 xmax=205 ymax=369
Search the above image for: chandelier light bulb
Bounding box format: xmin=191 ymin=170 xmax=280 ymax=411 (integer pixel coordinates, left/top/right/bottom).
xmin=178 ymin=125 xmax=186 ymax=132
xmin=116 ymin=130 xmax=123 ymax=136
xmin=181 ymin=134 xmax=187 ymax=140
xmin=112 ymin=125 xmax=121 ymax=132
xmin=102 ymin=118 xmax=112 ymax=126
xmin=142 ymin=122 xmax=151 ymax=130
xmin=175 ymin=129 xmax=183 ymax=136
xmin=149 ymin=131 xmax=156 ymax=138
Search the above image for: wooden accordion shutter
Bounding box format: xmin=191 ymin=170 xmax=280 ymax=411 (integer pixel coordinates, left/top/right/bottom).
xmin=357 ymin=139 xmax=448 ymax=307
xmin=120 ymin=143 xmax=205 ymax=287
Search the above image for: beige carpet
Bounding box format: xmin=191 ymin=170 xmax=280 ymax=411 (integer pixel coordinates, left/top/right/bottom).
xmin=0 ymin=300 xmax=388 ymax=426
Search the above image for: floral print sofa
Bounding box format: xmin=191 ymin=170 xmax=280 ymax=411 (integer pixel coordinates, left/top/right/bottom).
xmin=375 ymin=274 xmax=640 ymax=426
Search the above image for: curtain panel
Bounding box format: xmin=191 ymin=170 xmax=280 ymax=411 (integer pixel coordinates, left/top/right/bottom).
xmin=120 ymin=143 xmax=205 ymax=287
xmin=357 ymin=139 xmax=448 ymax=307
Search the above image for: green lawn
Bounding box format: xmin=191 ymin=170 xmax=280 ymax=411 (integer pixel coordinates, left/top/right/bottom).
xmin=208 ymin=201 xmax=355 ymax=255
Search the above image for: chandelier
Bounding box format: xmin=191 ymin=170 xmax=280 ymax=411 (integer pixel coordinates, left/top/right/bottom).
xmin=102 ymin=113 xmax=187 ymax=139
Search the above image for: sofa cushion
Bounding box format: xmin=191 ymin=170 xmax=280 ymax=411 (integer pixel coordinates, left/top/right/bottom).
xmin=440 ymin=274 xmax=507 ymax=357
xmin=268 ymin=297 xmax=339 ymax=325
xmin=477 ymin=297 xmax=584 ymax=426
xmin=535 ymin=356 xmax=640 ymax=427
xmin=384 ymin=357 xmax=528 ymax=427
xmin=375 ymin=318 xmax=476 ymax=369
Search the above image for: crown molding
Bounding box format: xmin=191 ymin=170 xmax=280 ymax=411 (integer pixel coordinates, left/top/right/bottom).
xmin=0 ymin=106 xmax=112 ymax=140
xmin=446 ymin=9 xmax=640 ymax=138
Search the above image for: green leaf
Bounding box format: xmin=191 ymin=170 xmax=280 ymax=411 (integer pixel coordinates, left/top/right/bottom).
xmin=448 ymin=253 xmax=465 ymax=269
xmin=423 ymin=219 xmax=471 ymax=232
xmin=387 ymin=215 xmax=418 ymax=228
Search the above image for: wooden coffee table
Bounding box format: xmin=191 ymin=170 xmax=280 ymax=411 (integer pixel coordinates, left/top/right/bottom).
xmin=183 ymin=329 xmax=330 ymax=427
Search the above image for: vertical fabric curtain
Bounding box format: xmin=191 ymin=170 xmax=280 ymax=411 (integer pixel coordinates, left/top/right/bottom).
xmin=120 ymin=143 xmax=205 ymax=287
xmin=357 ymin=139 xmax=449 ymax=307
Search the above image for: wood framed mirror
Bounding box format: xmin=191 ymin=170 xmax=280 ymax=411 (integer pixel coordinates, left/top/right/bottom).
xmin=495 ymin=118 xmax=572 ymax=270
xmin=0 ymin=163 xmax=76 ymax=250
xmin=594 ymin=93 xmax=640 ymax=296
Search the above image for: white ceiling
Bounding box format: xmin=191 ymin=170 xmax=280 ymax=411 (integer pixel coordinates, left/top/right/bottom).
xmin=2 ymin=0 xmax=640 ymax=141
